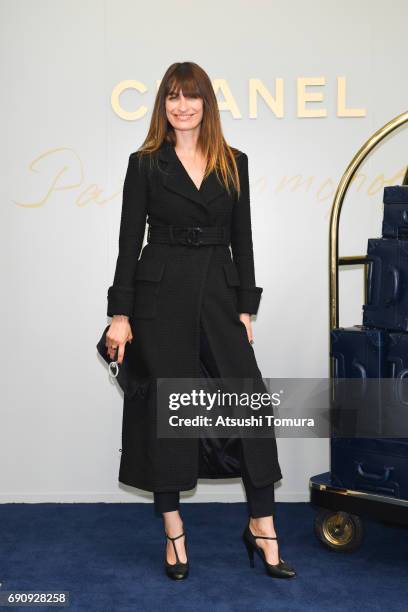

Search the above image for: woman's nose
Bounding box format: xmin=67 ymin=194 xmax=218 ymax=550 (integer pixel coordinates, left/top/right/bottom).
xmin=177 ymin=93 xmax=188 ymax=108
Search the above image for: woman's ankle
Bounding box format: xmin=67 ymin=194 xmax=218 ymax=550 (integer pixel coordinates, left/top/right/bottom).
xmin=249 ymin=515 xmax=276 ymax=535
xmin=163 ymin=510 xmax=184 ymax=536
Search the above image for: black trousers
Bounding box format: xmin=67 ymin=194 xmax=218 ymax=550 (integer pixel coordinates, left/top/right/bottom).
xmin=153 ymin=320 xmax=275 ymax=519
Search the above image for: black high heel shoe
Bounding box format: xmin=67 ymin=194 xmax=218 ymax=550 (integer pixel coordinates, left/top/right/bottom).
xmin=164 ymin=531 xmax=189 ymax=580
xmin=242 ymin=522 xmax=296 ymax=579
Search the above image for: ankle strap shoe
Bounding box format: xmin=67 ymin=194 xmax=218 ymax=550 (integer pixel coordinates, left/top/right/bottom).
xmin=164 ymin=531 xmax=189 ymax=580
xmin=242 ymin=522 xmax=296 ymax=579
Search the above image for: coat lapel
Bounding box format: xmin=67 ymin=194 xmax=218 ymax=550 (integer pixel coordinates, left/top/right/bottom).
xmin=157 ymin=140 xmax=225 ymax=212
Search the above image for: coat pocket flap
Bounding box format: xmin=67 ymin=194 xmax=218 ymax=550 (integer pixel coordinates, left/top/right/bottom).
xmin=135 ymin=259 xmax=165 ymax=282
xmin=223 ymin=262 xmax=240 ymax=286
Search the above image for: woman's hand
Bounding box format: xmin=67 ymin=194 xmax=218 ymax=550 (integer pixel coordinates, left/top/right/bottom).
xmin=106 ymin=315 xmax=133 ymax=364
xmin=239 ymin=313 xmax=253 ymax=344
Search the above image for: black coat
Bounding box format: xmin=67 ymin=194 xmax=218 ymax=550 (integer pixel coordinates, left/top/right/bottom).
xmin=107 ymin=140 xmax=282 ymax=492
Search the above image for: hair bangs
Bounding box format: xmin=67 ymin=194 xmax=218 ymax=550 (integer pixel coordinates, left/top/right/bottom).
xmin=166 ymin=71 xmax=203 ymax=99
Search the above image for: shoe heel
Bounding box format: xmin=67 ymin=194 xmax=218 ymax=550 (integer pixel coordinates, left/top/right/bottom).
xmin=243 ymin=535 xmax=255 ymax=568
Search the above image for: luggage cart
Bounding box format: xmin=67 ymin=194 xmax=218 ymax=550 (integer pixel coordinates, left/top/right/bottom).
xmin=310 ymin=110 xmax=408 ymax=552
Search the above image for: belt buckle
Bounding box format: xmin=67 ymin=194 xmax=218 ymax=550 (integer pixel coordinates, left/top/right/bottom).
xmin=185 ymin=226 xmax=203 ymax=246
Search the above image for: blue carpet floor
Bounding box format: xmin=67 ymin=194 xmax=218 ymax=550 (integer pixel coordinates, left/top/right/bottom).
xmin=1 ymin=501 xmax=407 ymax=611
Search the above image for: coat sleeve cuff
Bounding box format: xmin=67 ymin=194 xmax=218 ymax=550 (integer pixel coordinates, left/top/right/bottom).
xmin=107 ymin=285 xmax=135 ymax=318
xmin=237 ymin=286 xmax=263 ymax=315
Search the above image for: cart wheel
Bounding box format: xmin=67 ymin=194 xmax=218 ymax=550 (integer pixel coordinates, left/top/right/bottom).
xmin=314 ymin=509 xmax=364 ymax=552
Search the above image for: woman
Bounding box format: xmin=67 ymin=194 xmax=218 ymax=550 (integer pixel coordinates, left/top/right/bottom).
xmin=105 ymin=62 xmax=296 ymax=580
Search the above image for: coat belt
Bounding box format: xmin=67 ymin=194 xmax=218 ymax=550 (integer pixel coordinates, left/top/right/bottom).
xmin=147 ymin=224 xmax=230 ymax=247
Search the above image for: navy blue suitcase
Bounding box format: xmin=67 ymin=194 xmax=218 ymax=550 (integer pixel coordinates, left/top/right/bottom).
xmin=362 ymin=238 xmax=408 ymax=331
xmin=330 ymin=326 xmax=388 ymax=438
xmin=382 ymin=185 xmax=408 ymax=239
xmin=330 ymin=326 xmax=408 ymax=497
xmin=330 ymin=437 xmax=408 ymax=499
xmin=381 ymin=332 xmax=408 ymax=437
xmin=387 ymin=331 xmax=408 ymax=376
xmin=330 ymin=325 xmax=388 ymax=378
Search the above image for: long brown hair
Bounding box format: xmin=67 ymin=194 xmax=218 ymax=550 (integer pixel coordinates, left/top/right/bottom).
xmin=137 ymin=62 xmax=242 ymax=199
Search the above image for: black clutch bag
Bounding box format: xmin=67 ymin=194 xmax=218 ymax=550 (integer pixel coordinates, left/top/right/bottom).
xmin=96 ymin=324 xmax=150 ymax=398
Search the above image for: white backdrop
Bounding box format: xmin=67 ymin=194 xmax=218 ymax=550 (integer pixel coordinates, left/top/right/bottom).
xmin=2 ymin=0 xmax=408 ymax=503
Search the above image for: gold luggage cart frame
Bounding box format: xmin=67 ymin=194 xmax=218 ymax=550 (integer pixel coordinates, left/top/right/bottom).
xmin=309 ymin=110 xmax=408 ymax=552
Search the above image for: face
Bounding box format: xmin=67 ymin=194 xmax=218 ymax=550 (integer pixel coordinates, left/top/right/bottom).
xmin=165 ymin=88 xmax=204 ymax=132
